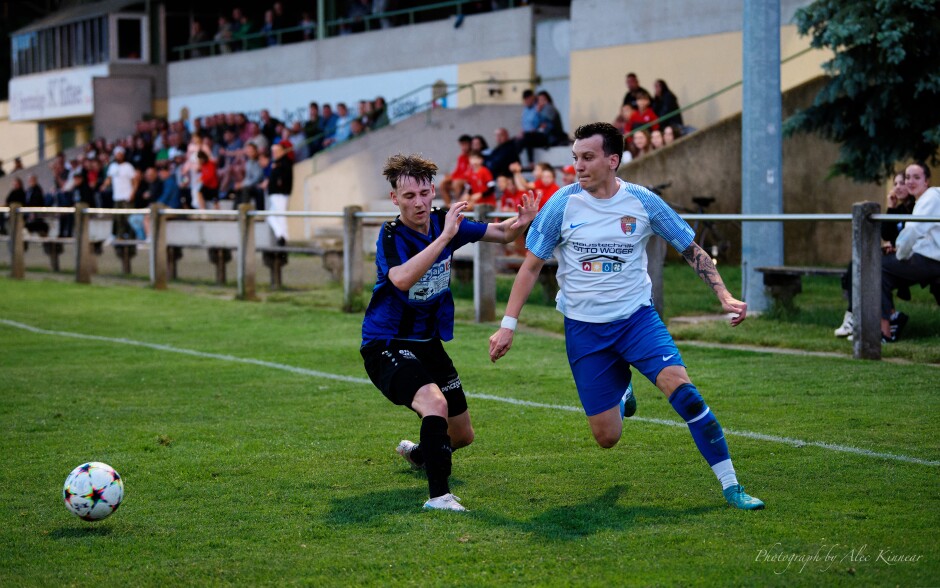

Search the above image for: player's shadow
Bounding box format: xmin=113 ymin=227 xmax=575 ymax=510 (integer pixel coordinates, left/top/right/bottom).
xmin=49 ymin=526 xmax=113 ymax=539
xmin=477 ymin=484 xmax=712 ymax=541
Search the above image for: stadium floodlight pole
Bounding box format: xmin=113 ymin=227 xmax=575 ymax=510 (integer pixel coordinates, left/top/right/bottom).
xmin=741 ymin=0 xmax=784 ymax=313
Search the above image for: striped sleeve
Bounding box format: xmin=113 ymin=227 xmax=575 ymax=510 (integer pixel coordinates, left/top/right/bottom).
xmin=632 ymin=185 xmax=695 ymax=252
xmin=525 ymin=186 xmax=575 ymax=259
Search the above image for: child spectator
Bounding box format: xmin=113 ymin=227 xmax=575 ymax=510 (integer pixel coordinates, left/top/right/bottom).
xmin=196 ymin=150 xmax=219 ymax=209
xmin=628 ymin=90 xmax=659 ymax=133
xmin=663 ymin=125 xmax=681 ymax=146
xmin=650 ymin=129 xmax=665 ymax=150
xmin=630 ymin=129 xmax=652 ymax=159
xmin=438 ymin=134 xmax=472 ymax=205
xmin=462 ymin=152 xmax=495 ymax=209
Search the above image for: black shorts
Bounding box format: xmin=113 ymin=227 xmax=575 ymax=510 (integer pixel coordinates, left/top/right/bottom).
xmin=360 ymin=339 xmax=468 ymax=417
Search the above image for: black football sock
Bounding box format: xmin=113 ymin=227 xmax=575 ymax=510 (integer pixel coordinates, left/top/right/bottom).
xmin=420 ymin=415 xmax=452 ymax=498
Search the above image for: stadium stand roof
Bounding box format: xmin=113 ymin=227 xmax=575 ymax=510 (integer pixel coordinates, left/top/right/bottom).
xmin=11 ymin=0 xmax=143 ymax=35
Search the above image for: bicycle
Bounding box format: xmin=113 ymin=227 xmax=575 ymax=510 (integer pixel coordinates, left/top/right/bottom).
xmin=646 ymin=182 xmax=734 ymax=261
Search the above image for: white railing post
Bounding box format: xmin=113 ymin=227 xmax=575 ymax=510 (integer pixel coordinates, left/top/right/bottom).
xmin=343 ymin=206 xmax=364 ymax=312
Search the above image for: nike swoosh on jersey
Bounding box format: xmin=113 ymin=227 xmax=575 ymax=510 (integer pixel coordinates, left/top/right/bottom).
xmin=569 ymin=222 xmax=588 ymax=228
xmin=662 ymin=354 xmax=676 ymax=361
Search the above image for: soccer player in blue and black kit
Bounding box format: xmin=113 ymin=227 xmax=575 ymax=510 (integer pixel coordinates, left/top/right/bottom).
xmin=489 ymin=122 xmax=764 ymax=510
xmin=361 ymin=154 xmax=537 ymax=512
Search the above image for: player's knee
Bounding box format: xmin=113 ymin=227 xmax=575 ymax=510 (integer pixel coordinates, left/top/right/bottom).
xmin=593 ymin=429 xmax=622 ymax=449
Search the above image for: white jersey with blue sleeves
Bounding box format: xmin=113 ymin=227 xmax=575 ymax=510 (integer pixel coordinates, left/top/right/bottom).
xmin=526 ymin=178 xmax=695 ymax=323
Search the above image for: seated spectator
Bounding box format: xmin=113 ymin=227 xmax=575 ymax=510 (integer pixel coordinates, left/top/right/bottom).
xmin=188 ymin=20 xmax=208 ymax=58
xmin=629 ymin=129 xmax=652 ymax=159
xmin=438 ymin=134 xmax=472 ymax=205
xmin=879 ymin=162 xmax=940 ymax=341
xmin=471 ymin=135 xmax=489 ymax=155
xmin=835 ymin=171 xmax=913 ymax=338
xmin=461 ymin=152 xmax=496 ymax=209
xmin=371 ymin=96 xmax=389 ymax=129
xmin=303 ymin=102 xmax=323 ymax=154
xmin=561 ymin=164 xmax=576 ymax=186
xmin=622 ymin=72 xmax=649 ymax=110
xmin=509 ymin=161 xmax=557 ymax=209
xmin=614 ymin=103 xmax=635 ymax=135
xmin=323 ymin=103 xmax=354 ymax=148
xmin=663 ymin=124 xmax=681 ymax=146
xmin=652 ymin=79 xmax=684 ymax=128
xmin=650 ymin=128 xmax=665 ymax=150
xmin=320 ymin=104 xmax=338 ymax=147
xmin=4 ymin=177 xmax=49 ymax=235
xmin=484 ymin=127 xmax=520 ymax=180
xmin=156 ymin=163 xmax=182 ymax=209
xmin=235 ymin=143 xmax=265 ymax=210
xmin=288 ymin=121 xmax=307 ymax=161
xmin=345 ymin=0 xmax=373 ymax=34
xmin=497 ymin=175 xmax=524 ymax=212
xmin=628 ymin=89 xmax=659 ymax=133
xmin=538 ymin=90 xmax=569 ymax=147
xmin=300 ymin=12 xmax=316 ymax=40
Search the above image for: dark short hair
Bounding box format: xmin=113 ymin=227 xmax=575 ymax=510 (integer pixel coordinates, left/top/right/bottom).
xmin=309 ymin=102 xmax=319 ymax=109
xmin=458 ymin=134 xmax=472 ymax=143
xmin=522 ymin=89 xmax=534 ymax=99
xmin=910 ymin=161 xmax=931 ymax=180
xmin=573 ymin=122 xmax=624 ymax=167
xmin=383 ymin=153 xmax=438 ymax=189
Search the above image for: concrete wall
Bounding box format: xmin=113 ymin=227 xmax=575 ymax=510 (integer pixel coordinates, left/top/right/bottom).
xmin=0 ymin=101 xmax=41 ymax=170
xmin=566 ymin=0 xmax=828 ymax=132
xmin=620 ymin=77 xmax=878 ymax=266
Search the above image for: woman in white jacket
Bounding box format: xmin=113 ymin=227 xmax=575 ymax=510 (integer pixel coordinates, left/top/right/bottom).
xmin=880 ymin=162 xmax=940 ymax=341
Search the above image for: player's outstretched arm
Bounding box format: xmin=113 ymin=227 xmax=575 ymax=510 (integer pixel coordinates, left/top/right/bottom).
xmin=481 ymin=192 xmax=538 ymax=243
xmin=680 ymin=242 xmax=747 ymax=326
xmin=489 ymin=252 xmax=545 ymax=362
xmin=388 ymin=202 xmax=467 ymax=291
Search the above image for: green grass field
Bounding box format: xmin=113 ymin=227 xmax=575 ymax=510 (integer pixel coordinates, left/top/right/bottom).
xmin=1 ymin=276 xmax=938 ymax=586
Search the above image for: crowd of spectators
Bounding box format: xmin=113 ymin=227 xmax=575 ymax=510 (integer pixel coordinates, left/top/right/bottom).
xmin=614 ymin=73 xmax=691 ymax=161
xmin=1 ymin=95 xmax=389 ymax=241
xmin=185 ymin=1 xmax=519 ymax=58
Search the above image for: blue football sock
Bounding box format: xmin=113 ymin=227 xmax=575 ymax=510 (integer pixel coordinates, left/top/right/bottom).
xmin=669 ymin=383 xmax=730 ymax=467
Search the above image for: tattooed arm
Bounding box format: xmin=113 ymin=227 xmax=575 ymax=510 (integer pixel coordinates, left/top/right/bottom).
xmin=681 ymin=242 xmax=747 ymax=327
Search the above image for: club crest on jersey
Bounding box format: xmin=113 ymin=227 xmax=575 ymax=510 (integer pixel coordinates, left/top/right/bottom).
xmin=620 ymin=216 xmax=637 ymax=234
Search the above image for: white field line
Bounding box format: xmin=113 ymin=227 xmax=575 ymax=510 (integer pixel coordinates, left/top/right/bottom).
xmin=2 ymin=318 xmax=937 ymax=468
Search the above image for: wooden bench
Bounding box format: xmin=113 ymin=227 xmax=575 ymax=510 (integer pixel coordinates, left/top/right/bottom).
xmin=755 ymin=266 xmax=846 ymax=307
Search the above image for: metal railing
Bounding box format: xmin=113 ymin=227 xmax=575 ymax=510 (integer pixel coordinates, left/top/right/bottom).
xmin=3 ymin=203 xmax=938 ymax=361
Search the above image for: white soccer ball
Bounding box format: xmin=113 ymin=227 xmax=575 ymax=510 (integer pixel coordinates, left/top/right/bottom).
xmin=62 ymin=462 xmax=124 ymax=521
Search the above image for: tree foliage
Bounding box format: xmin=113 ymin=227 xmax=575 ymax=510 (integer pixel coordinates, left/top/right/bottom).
xmin=784 ymin=0 xmax=940 ymax=183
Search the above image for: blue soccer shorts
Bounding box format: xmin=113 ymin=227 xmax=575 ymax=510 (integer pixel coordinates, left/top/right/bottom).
xmin=564 ymin=304 xmax=685 ymax=416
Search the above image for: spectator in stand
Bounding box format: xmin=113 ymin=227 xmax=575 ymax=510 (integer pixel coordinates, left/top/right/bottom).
xmin=374 ymin=0 xmax=392 ymax=29
xmin=629 ymin=129 xmax=652 ymax=159
xmin=236 ymin=143 xmax=265 ymax=210
xmin=652 ymin=79 xmax=684 ymax=129
xmin=438 ymin=134 xmax=472 ymax=206
xmin=628 ymin=90 xmax=659 ymax=133
xmin=879 ymin=162 xmax=940 ymax=342
xmin=215 ymin=15 xmax=234 ymax=53
xmin=663 ymin=124 xmax=680 ymax=146
xmin=272 ymin=1 xmax=288 ymax=32
xmin=561 ymin=164 xmax=576 ymax=186
xmin=233 ymin=8 xmax=260 ymax=50
xmin=5 ymin=177 xmax=50 ymax=235
xmin=288 ymin=121 xmax=308 ymax=161
xmin=188 ymin=20 xmax=208 ymax=58
xmin=196 ymin=150 xmax=220 ymax=209
xmin=614 ymin=103 xmax=635 ymax=135
xmin=533 ymin=165 xmax=559 ymax=209
xmin=650 ymin=128 xmax=665 ymax=150
xmin=101 ymin=147 xmax=139 ymax=238
xmin=349 ymin=118 xmax=368 ymax=141
xmin=245 ymin=122 xmax=269 ymax=154
xmin=129 ymin=135 xmax=154 ymax=171
xmin=470 ymin=135 xmax=489 ymax=155
xmin=497 ymin=175 xmax=524 ymax=212
xmin=60 ymin=170 xmax=94 ymax=237
xmin=304 ymin=102 xmax=323 ymax=151
xmin=515 ymin=89 xmax=541 ymax=159
xmin=259 ymin=109 xmax=281 ymax=145
xmin=265 ymin=143 xmax=293 ymax=246
xmin=130 ymin=166 xmax=160 ymax=239
xmin=261 ymin=10 xmax=277 ymax=46
xmin=371 ymin=96 xmax=389 ymax=129
xmin=509 ymin=161 xmax=557 ymax=209
xmin=156 ymin=163 xmax=182 ymax=209
xmin=319 ymin=103 xmax=338 ymax=145
xmin=300 ymin=12 xmax=316 ymax=40
xmin=485 ymin=127 xmax=520 ymax=179
xmin=461 ymin=152 xmax=496 ymax=210
xmin=622 ymin=72 xmax=649 ymax=110
xmin=326 ymin=102 xmax=355 ymax=147
xmin=538 ymin=90 xmax=568 ymax=146
xmin=346 ymin=0 xmax=373 ymax=34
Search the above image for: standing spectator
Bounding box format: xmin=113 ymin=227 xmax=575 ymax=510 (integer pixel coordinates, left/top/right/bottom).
xmin=236 ymin=143 xmax=265 ymax=210
xmin=245 ymin=122 xmax=269 ymax=154
xmin=259 ymin=109 xmax=282 ymax=146
xmin=303 ymin=102 xmax=323 ymax=154
xmin=215 ymin=15 xmax=234 ymax=53
xmin=880 ymin=162 xmax=940 ymax=341
xmin=300 ymin=12 xmax=316 ymax=40
xmin=188 ymin=20 xmax=208 ymax=58
xmin=622 ymin=72 xmax=650 ymax=110
xmin=130 ymin=167 xmax=160 ymax=239
xmin=196 ymin=150 xmax=220 ymax=209
xmin=261 ymin=10 xmax=277 ymax=46
xmin=266 ymin=143 xmax=293 ymax=246
xmin=652 ymin=79 xmax=684 ymax=128
xmin=59 ymin=170 xmax=94 ymax=238
xmin=288 ymin=121 xmax=308 ymax=161
xmin=101 ymin=147 xmax=138 ymax=238
xmin=156 ymin=163 xmax=182 ymax=209
xmin=5 ymin=177 xmax=49 ymax=235
xmin=437 ymin=134 xmax=472 ymax=206
xmin=346 ymin=0 xmax=373 ymax=34
xmin=275 ymin=125 xmax=295 ymax=162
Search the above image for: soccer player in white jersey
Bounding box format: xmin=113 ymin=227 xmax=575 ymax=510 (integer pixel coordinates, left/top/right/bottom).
xmin=489 ymin=122 xmax=764 ymax=510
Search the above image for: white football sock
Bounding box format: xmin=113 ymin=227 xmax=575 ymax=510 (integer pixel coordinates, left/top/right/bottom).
xmin=711 ymin=458 xmax=739 ymax=490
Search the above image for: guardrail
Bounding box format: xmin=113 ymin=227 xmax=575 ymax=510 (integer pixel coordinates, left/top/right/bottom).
xmin=3 ymin=202 xmax=937 ymax=361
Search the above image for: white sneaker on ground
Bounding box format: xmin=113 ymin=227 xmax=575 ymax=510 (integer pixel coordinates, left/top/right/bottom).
xmin=834 ymin=311 xmax=853 ymax=337
xmin=396 ymin=439 xmax=424 ymax=471
xmin=423 ymin=493 xmax=466 ymax=512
